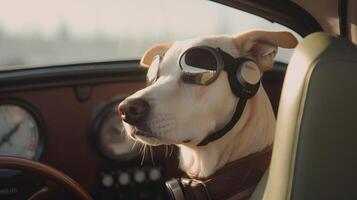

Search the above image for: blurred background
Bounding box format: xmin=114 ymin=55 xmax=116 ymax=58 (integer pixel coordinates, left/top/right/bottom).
xmin=0 ymin=0 xmax=301 ymax=70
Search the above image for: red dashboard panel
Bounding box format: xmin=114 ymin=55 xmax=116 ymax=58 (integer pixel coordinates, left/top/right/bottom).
xmin=0 ymin=81 xmax=150 ymax=189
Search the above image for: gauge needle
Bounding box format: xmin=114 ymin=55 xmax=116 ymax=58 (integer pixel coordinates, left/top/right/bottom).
xmin=0 ymin=122 xmax=21 ymax=147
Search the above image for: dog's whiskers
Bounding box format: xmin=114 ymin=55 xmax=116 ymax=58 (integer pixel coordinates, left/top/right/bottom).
xmin=131 ymin=140 xmax=138 ymax=151
xmin=139 ymin=143 xmax=146 ymax=160
xmin=140 ymin=144 xmax=147 ymax=166
xmin=149 ymin=146 xmax=155 ymax=166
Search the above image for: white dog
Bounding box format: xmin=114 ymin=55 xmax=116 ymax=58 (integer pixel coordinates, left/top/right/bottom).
xmin=118 ymin=30 xmax=298 ymax=179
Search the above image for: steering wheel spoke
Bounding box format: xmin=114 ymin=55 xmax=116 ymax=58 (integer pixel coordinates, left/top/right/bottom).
xmin=28 ymin=181 xmax=57 ymax=200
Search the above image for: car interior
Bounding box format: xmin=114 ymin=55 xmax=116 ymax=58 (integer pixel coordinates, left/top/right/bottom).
xmin=0 ymin=0 xmax=356 ymax=200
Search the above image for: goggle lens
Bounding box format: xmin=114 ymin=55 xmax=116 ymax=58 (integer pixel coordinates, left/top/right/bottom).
xmin=179 ymin=47 xmax=220 ymax=85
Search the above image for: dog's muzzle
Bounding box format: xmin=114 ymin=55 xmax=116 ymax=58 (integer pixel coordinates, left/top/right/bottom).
xmin=118 ymin=98 xmax=150 ymax=127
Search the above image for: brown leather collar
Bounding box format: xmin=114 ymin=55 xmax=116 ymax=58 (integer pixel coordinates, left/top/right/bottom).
xmin=166 ymin=145 xmax=272 ymax=200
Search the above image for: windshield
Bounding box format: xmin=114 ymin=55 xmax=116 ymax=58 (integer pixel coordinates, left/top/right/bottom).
xmin=0 ymin=0 xmax=302 ymax=71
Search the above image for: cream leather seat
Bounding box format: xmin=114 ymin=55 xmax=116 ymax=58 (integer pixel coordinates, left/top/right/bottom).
xmin=251 ymin=32 xmax=357 ymax=200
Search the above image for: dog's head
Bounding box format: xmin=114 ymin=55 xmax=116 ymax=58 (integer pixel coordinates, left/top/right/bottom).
xmin=119 ymin=30 xmax=297 ymax=146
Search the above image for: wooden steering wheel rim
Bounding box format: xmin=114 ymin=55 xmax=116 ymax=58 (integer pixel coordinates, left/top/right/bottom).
xmin=0 ymin=156 xmax=93 ymax=200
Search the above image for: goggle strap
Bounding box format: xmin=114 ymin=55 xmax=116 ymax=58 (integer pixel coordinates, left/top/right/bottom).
xmin=197 ymin=97 xmax=248 ymax=146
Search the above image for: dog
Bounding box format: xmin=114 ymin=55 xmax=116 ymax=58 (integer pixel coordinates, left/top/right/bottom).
xmin=118 ymin=30 xmax=298 ymax=180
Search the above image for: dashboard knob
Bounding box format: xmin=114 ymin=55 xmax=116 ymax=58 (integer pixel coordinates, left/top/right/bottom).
xmin=149 ymin=168 xmax=161 ymax=181
xmin=134 ymin=170 xmax=146 ymax=183
xmin=102 ymin=174 xmax=114 ymax=187
xmin=118 ymin=172 xmax=131 ymax=185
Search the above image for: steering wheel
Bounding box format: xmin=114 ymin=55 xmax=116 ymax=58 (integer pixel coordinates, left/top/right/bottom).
xmin=0 ymin=156 xmax=93 ymax=200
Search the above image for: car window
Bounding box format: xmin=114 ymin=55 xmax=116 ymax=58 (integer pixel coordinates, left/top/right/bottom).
xmin=0 ymin=0 xmax=302 ymax=71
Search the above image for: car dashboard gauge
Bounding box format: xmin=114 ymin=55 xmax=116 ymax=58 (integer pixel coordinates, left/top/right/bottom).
xmin=92 ymin=98 xmax=140 ymax=161
xmin=0 ymin=100 xmax=45 ymax=177
xmin=0 ymin=102 xmax=44 ymax=160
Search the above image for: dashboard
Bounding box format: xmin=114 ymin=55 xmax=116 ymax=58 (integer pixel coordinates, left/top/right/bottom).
xmin=0 ymin=61 xmax=285 ymax=199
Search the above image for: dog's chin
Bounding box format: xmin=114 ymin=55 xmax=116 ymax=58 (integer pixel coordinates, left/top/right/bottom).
xmin=133 ymin=129 xmax=163 ymax=146
xmin=123 ymin=124 xmax=163 ymax=146
xmin=123 ymin=122 xmax=193 ymax=146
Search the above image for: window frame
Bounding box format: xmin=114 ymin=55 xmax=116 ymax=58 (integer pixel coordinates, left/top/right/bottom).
xmin=211 ymin=0 xmax=323 ymax=36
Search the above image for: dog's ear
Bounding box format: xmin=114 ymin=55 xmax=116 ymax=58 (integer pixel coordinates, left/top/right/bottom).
xmin=233 ymin=30 xmax=298 ymax=71
xmin=140 ymin=43 xmax=172 ymax=67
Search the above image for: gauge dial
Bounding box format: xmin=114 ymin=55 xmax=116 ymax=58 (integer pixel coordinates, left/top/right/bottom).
xmin=0 ymin=104 xmax=43 ymax=160
xmin=93 ymin=100 xmax=139 ymax=161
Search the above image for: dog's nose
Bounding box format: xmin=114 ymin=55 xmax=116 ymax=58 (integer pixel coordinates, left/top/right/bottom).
xmin=118 ymin=98 xmax=150 ymax=125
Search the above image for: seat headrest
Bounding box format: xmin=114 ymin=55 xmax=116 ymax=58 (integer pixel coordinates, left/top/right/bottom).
xmin=252 ymin=32 xmax=357 ymax=200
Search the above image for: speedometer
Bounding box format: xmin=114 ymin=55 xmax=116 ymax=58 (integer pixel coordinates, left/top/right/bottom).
xmin=0 ymin=101 xmax=44 ymax=160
